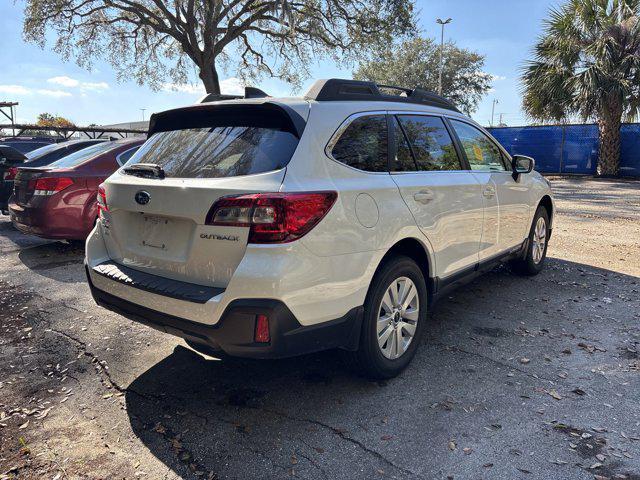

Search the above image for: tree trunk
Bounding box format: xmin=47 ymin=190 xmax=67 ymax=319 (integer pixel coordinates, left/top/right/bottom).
xmin=597 ymin=98 xmax=622 ymax=176
xmin=199 ymin=61 xmax=221 ymax=94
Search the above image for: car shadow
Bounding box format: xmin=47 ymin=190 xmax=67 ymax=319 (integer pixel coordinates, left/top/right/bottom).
xmin=123 ymin=258 xmax=640 ymax=480
xmin=17 ymin=241 xmax=86 ymax=282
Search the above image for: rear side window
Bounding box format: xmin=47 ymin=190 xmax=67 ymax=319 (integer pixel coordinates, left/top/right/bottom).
xmin=125 ymin=127 xmax=298 ymax=178
xmin=396 ymin=115 xmax=462 ymax=171
xmin=330 ymin=115 xmax=388 ymax=172
xmin=116 ymin=146 xmax=139 ymax=165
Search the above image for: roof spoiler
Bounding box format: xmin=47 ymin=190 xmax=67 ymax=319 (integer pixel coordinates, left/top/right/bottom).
xmin=304 ymin=78 xmax=460 ymax=113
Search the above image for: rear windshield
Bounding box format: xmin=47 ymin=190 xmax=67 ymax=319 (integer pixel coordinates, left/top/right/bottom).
xmin=125 ymin=106 xmax=298 ymax=178
xmin=48 ymin=141 xmax=117 ymax=169
xmin=26 ymin=143 xmax=60 ymax=159
xmin=124 ymin=126 xmax=298 ymax=179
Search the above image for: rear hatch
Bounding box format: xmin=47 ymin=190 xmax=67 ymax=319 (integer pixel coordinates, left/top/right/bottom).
xmin=101 ymin=101 xmax=307 ymax=288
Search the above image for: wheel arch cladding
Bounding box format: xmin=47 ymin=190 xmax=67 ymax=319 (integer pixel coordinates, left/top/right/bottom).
xmin=377 ymin=238 xmax=432 ymax=291
xmin=538 ymin=195 xmax=554 ymax=228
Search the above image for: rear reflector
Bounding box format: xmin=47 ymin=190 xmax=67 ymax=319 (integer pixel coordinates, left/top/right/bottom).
xmin=254 ymin=314 xmax=270 ymax=343
xmin=206 ymin=191 xmax=337 ymax=243
xmin=30 ymin=177 xmax=74 ymax=196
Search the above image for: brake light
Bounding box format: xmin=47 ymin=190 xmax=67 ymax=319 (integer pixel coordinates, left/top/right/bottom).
xmin=97 ymin=184 xmax=108 ymax=214
xmin=206 ymin=191 xmax=337 ymax=244
xmin=3 ymin=167 xmax=17 ymax=181
xmin=31 ymin=177 xmax=73 ymax=196
xmin=254 ymin=314 xmax=270 ymax=343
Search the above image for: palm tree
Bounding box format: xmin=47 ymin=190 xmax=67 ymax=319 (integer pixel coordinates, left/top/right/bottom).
xmin=521 ymin=0 xmax=640 ymax=176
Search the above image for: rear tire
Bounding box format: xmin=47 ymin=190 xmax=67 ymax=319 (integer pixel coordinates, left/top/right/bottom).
xmin=346 ymin=255 xmax=427 ymax=379
xmin=511 ymin=206 xmax=550 ymax=276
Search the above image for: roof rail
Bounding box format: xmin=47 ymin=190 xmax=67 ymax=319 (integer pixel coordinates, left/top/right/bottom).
xmin=199 ymin=86 xmax=270 ymax=103
xmin=304 ymin=79 xmax=460 ymax=113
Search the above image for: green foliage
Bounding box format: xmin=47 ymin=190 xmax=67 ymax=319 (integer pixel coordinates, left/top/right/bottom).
xmin=522 ymin=0 xmax=640 ymax=122
xmin=23 ymin=0 xmax=417 ymax=94
xmin=521 ymin=0 xmax=640 ymax=175
xmin=353 ymin=37 xmax=492 ymax=114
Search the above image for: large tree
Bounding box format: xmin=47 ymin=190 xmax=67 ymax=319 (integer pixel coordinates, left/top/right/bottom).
xmin=353 ymin=37 xmax=492 ymax=114
xmin=521 ymin=0 xmax=640 ymax=176
xmin=23 ymin=0 xmax=416 ymax=95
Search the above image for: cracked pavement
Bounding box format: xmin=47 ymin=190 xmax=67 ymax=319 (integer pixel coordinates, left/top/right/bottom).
xmin=1 ymin=176 xmax=639 ymax=480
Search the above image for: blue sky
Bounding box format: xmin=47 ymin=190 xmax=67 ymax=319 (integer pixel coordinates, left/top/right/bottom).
xmin=0 ymin=0 xmax=555 ymax=127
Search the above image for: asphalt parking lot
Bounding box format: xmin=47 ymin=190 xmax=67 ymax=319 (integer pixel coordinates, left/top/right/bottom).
xmin=1 ymin=176 xmax=639 ymax=480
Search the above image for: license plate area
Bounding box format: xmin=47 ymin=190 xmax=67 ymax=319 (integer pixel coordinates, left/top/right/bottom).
xmin=141 ymin=214 xmax=171 ymax=250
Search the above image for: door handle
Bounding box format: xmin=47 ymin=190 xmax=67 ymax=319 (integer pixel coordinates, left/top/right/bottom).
xmin=482 ymin=186 xmax=496 ymax=198
xmin=413 ymin=190 xmax=434 ymax=204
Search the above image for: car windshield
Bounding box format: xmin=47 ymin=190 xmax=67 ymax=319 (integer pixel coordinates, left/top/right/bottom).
xmin=48 ymin=142 xmax=118 ymax=169
xmin=25 ymin=143 xmax=61 ymax=159
xmin=124 ymin=126 xmax=299 ymax=179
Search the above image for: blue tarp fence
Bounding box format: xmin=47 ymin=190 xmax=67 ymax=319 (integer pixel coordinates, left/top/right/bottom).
xmin=487 ymin=124 xmax=640 ymax=177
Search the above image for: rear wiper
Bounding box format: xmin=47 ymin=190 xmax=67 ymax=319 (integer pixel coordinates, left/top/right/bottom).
xmin=123 ymin=163 xmax=165 ymax=179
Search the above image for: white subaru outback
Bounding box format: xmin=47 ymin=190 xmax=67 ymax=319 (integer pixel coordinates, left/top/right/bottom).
xmin=85 ymin=79 xmax=554 ymax=379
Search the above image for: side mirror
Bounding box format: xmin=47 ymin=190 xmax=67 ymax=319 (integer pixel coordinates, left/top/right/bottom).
xmin=512 ymin=155 xmax=534 ymax=178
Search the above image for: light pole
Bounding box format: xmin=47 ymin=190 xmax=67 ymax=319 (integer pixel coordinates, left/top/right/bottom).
xmin=141 ymin=108 xmax=146 ymax=122
xmin=490 ymin=99 xmax=499 ymax=127
xmin=436 ymin=17 xmax=452 ymax=96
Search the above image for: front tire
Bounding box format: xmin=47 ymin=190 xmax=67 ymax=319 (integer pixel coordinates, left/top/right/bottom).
xmin=347 ymin=255 xmax=427 ymax=379
xmin=511 ymin=206 xmax=550 ymax=276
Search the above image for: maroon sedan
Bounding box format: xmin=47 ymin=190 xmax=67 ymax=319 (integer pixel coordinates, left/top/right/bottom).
xmin=9 ymin=138 xmax=144 ymax=240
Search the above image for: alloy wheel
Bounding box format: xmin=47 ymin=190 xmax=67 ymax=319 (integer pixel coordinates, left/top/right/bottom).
xmin=377 ymin=276 xmax=419 ymax=360
xmin=532 ymin=216 xmax=547 ymax=264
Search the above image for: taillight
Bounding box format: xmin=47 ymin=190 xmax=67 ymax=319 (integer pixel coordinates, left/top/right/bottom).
xmin=254 ymin=314 xmax=270 ymax=343
xmin=3 ymin=167 xmax=18 ymax=181
xmin=206 ymin=191 xmax=337 ymax=244
xmin=97 ymin=184 xmax=108 ymax=215
xmin=31 ymin=177 xmax=74 ymax=196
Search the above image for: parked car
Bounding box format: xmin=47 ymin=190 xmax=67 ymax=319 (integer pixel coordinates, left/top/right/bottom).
xmin=0 ymin=145 xmax=27 ymax=214
xmin=9 ymin=139 xmax=143 ymax=240
xmin=23 ymin=139 xmax=105 ymax=168
xmin=85 ymin=79 xmax=555 ymax=379
xmin=0 ymin=136 xmax=57 ymax=154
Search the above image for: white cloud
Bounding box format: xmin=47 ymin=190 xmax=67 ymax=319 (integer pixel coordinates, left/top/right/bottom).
xmin=0 ymin=85 xmax=31 ymax=95
xmin=220 ymin=77 xmax=245 ymax=95
xmin=491 ymin=74 xmax=507 ymax=81
xmin=47 ymin=75 xmax=80 ymax=87
xmin=162 ymin=82 xmax=205 ymax=94
xmin=47 ymin=76 xmax=109 ymax=92
xmin=162 ymin=77 xmax=245 ymax=96
xmin=0 ymin=84 xmax=72 ymax=97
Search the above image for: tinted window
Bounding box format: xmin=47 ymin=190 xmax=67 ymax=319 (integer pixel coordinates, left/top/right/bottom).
xmin=450 ymin=120 xmax=506 ymax=171
xmin=397 ymin=115 xmax=461 ymax=171
xmin=125 ymin=127 xmax=297 ymax=179
xmin=25 ymin=143 xmax=60 ymax=159
xmin=48 ymin=142 xmax=117 ymax=169
xmin=393 ymin=118 xmax=417 ymax=171
xmin=331 ymin=115 xmax=388 ymax=172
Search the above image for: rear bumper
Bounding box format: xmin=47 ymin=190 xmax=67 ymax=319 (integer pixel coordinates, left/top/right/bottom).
xmin=86 ymin=264 xmax=363 ymax=359
xmin=8 ymin=201 xmax=90 ymax=240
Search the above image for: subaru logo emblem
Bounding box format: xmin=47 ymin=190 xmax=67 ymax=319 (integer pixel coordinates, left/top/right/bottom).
xmin=135 ymin=190 xmax=150 ymax=205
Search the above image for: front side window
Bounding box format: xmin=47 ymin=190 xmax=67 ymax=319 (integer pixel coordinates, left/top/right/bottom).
xmin=450 ymin=120 xmax=507 ymax=171
xmin=330 ymin=115 xmax=388 ymax=172
xmin=396 ymin=115 xmax=462 ymax=171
